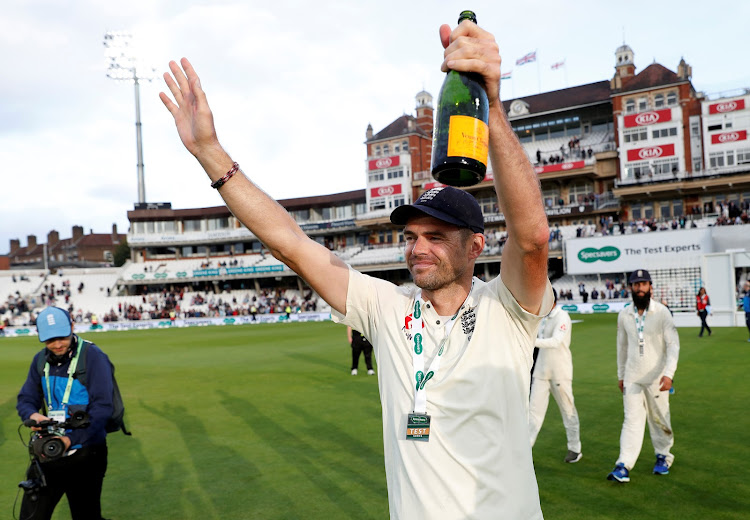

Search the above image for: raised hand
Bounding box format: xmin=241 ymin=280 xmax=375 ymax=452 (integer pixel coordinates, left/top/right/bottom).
xmin=439 ymin=20 xmax=502 ymax=105
xmin=159 ymin=58 xmax=221 ymax=162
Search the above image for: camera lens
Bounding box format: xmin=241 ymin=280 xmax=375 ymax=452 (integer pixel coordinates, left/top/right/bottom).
xmin=42 ymin=438 xmax=65 ymax=459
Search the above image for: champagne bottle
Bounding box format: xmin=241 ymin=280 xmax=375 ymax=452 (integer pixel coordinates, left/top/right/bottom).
xmin=431 ymin=10 xmax=489 ymax=187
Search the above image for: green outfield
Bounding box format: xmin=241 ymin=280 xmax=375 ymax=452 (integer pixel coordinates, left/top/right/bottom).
xmin=1 ymin=315 xmax=748 ymax=519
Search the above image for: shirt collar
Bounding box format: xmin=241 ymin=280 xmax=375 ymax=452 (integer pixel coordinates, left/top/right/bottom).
xmin=416 ymin=277 xmax=479 ymax=319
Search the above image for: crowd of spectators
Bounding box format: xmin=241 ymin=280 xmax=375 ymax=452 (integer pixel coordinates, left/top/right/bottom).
xmin=0 ymin=275 xmax=324 ymax=331
xmin=484 ymin=230 xmax=508 ymax=254
xmin=487 ymin=204 xmax=750 ymax=254
xmin=548 ymin=211 xmax=744 ymax=242
xmin=713 ymin=200 xmax=749 ymax=226
xmin=559 ymin=279 xmax=631 ymax=304
xmin=534 ymin=137 xmax=593 ymax=166
xmin=93 ymin=286 xmax=321 ymax=323
xmin=198 ymin=257 xmax=245 ymax=269
xmin=39 ymin=280 xmax=74 ymax=306
xmin=0 ymin=291 xmax=31 ymax=328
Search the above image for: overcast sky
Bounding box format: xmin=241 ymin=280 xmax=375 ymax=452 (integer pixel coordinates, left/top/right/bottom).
xmin=2 ymin=0 xmax=748 ymax=255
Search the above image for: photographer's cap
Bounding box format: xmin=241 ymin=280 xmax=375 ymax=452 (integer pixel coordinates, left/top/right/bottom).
xmin=36 ymin=307 xmax=72 ymax=342
xmin=390 ymin=186 xmax=484 ymax=233
xmin=628 ymin=269 xmax=652 ymax=284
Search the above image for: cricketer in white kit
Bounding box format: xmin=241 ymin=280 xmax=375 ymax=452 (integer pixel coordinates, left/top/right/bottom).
xmin=528 ymin=292 xmax=582 ymax=463
xmin=608 ymin=269 xmax=679 ymax=483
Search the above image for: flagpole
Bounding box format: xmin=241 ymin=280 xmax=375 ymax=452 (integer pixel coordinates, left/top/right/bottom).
xmin=536 ymin=49 xmax=541 ymax=94
xmin=564 ymin=61 xmax=569 ymax=88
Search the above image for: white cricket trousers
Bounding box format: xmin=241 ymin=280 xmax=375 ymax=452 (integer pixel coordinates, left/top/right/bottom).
xmin=528 ymin=378 xmax=581 ymax=453
xmin=617 ymin=380 xmax=674 ymax=470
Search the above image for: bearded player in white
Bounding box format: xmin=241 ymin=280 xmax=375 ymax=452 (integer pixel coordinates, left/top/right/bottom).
xmin=607 ymin=269 xmax=680 ymax=483
xmin=528 ymin=289 xmax=582 ymax=463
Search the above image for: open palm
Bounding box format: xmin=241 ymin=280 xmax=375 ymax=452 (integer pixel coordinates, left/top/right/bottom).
xmin=159 ymin=58 xmax=219 ymax=159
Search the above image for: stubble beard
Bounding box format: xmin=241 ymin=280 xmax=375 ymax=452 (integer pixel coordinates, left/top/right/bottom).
xmin=410 ymin=262 xmax=468 ymax=292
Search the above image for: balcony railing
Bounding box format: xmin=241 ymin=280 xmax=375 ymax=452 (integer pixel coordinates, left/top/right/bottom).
xmin=615 ymin=162 xmax=750 ymax=187
xmin=704 ymin=87 xmax=750 ymax=101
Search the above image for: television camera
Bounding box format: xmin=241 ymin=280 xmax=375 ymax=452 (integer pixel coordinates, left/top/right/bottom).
xmin=18 ymin=411 xmax=90 ymax=500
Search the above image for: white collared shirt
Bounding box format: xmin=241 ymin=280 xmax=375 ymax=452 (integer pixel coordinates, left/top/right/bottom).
xmin=616 ymin=299 xmax=680 ymax=383
xmin=333 ymin=268 xmax=553 ymax=520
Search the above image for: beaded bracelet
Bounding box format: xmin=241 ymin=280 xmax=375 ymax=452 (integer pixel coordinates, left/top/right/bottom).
xmin=211 ymin=162 xmax=240 ymax=189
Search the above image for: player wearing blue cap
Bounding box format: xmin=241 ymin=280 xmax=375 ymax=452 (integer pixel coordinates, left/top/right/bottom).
xmin=607 ymin=270 xmax=680 ymax=483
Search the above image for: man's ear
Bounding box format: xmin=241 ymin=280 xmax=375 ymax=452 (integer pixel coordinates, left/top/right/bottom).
xmin=469 ymin=233 xmax=485 ymax=260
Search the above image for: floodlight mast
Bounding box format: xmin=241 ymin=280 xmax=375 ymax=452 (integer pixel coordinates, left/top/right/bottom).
xmin=103 ymin=31 xmax=157 ymax=204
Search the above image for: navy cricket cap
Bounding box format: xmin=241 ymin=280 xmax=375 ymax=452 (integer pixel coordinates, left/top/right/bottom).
xmin=628 ymin=269 xmax=652 ymax=284
xmin=390 ymin=187 xmax=484 ymax=233
xmin=36 ymin=307 xmax=73 ymax=342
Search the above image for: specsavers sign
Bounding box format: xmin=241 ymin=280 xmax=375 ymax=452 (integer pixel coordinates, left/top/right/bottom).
xmin=565 ymin=228 xmax=713 ymax=274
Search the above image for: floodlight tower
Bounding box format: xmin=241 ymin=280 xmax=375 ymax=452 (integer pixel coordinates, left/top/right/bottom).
xmin=104 ymin=31 xmax=157 ymax=204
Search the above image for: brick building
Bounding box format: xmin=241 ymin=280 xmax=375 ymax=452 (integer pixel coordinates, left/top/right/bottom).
xmin=6 ymin=224 xmax=126 ymax=269
xmin=358 ymin=91 xmax=435 ymax=242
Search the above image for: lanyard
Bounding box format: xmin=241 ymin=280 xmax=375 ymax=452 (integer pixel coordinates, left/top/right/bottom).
xmin=410 ymin=285 xmax=472 ymax=414
xmin=633 ymin=309 xmax=647 ymax=356
xmin=44 ymin=337 xmax=83 ymax=413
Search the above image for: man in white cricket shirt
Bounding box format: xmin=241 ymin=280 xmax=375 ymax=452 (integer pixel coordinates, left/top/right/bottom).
xmin=607 ymin=269 xmax=680 ymax=483
xmin=529 ymin=289 xmax=582 ymax=463
xmin=162 ymin=16 xmax=552 ymax=520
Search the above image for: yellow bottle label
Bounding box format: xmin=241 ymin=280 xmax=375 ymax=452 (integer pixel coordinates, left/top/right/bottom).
xmin=447 ymin=115 xmax=489 ymax=165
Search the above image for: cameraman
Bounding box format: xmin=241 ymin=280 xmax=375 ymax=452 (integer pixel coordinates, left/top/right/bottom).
xmin=16 ymin=306 xmax=113 ymax=520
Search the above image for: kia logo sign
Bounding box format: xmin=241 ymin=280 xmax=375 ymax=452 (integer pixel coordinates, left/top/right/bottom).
xmin=627 ymin=144 xmax=674 ymax=162
xmin=368 ymin=155 xmax=400 ymax=170
xmin=709 ymin=99 xmax=745 ymax=114
xmin=375 ymin=158 xmax=393 ymax=169
xmin=624 ymin=108 xmax=672 ymax=127
xmin=635 ymin=112 xmax=660 ymax=125
xmin=638 ymin=147 xmax=663 ymax=159
xmin=718 ymin=132 xmax=740 ymax=143
xmin=715 ymin=101 xmax=738 ymax=113
xmin=370 ymin=184 xmax=402 ymax=198
xmin=562 ymin=162 xmax=574 ymax=170
xmin=711 ymin=130 xmax=747 ymax=144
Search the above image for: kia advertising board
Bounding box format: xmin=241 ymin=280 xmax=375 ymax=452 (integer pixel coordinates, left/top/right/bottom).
xmin=625 ymin=143 xmax=676 ymax=162
xmin=708 ymin=99 xmax=745 ymax=114
xmin=369 ymin=184 xmax=402 ymax=198
xmin=565 ymin=228 xmax=713 ymax=274
xmin=368 ymin=155 xmax=400 ymax=170
xmin=710 ymin=130 xmax=747 ymax=145
xmin=623 ymin=108 xmax=673 ymax=128
xmin=533 ymin=161 xmax=585 ymax=174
